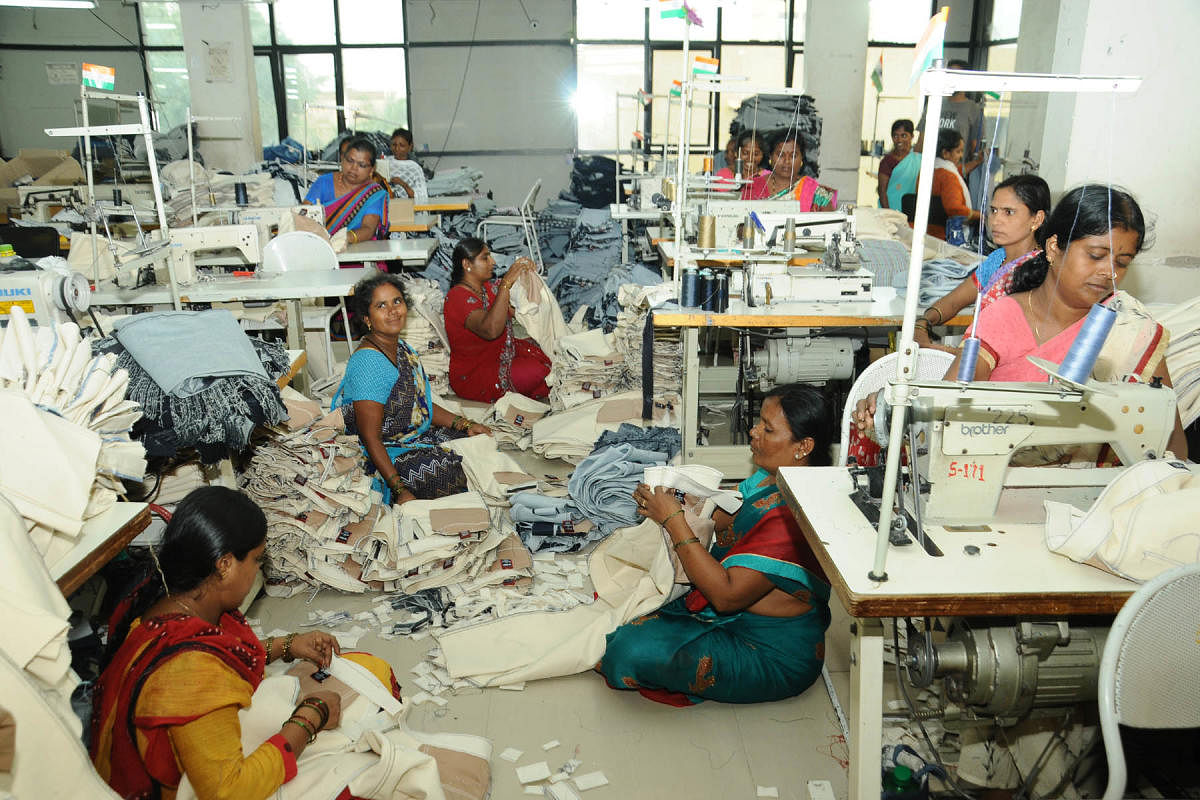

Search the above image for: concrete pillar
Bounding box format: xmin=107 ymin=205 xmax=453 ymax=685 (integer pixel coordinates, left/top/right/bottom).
xmin=803 ymin=0 xmax=869 ymax=203
xmin=179 ymin=3 xmax=260 ymax=172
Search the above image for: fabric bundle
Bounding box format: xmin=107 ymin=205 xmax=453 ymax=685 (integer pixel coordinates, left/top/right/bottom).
xmin=535 ymin=197 xmax=583 ymax=261
xmin=238 ymin=422 xmax=378 ymax=593
xmin=93 ymin=310 xmax=289 ymax=462
xmin=894 ymin=256 xmax=980 ymax=307
xmin=729 ymin=93 xmax=825 ymax=178
xmin=546 ymin=208 xmax=624 ymax=322
xmin=531 ymin=389 xmax=680 ymax=463
xmin=546 ymin=329 xmax=635 ymax=411
xmin=612 ymin=283 xmax=683 ymax=400
xmin=481 ymin=392 xmax=551 ymax=450
xmin=426 ymin=167 xmax=484 ymax=197
xmin=1159 ymin=294 xmax=1200 ymax=428
xmin=508 ymin=492 xmax=596 ymax=554
xmin=443 ymin=433 xmax=538 ymax=508
xmin=510 ymin=269 xmax=575 ymax=355
xmin=595 ymin=423 xmax=682 ymax=462
xmin=566 ymin=155 xmax=620 ymax=209
xmin=0 ymin=308 xmax=147 ymax=566
xmin=567 ymin=442 xmax=667 ymax=534
xmin=398 ymin=277 xmax=451 ymax=396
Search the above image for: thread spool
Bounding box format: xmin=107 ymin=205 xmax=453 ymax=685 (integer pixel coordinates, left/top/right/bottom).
xmin=697 ymin=215 xmax=717 ymax=249
xmin=699 ymin=269 xmax=715 ymax=311
xmin=681 ymin=267 xmax=698 ymax=308
xmin=783 ymin=217 xmax=797 ymax=253
xmin=743 ymin=215 xmax=756 ymax=249
xmin=234 ymin=182 xmax=249 ymax=207
xmin=715 ymin=272 xmax=729 ymax=312
xmin=702 ymin=156 xmax=713 ymax=174
xmin=956 ymin=337 xmax=981 ymax=382
xmin=1058 ymin=303 xmax=1117 ymax=384
xmin=662 ymin=178 xmax=675 ymax=202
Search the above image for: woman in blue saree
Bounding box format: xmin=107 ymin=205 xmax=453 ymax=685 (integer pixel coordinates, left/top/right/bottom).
xmin=304 ymin=135 xmax=389 ymax=246
xmin=333 ymin=274 xmax=490 ymax=503
xmin=599 ymin=383 xmax=834 ymax=705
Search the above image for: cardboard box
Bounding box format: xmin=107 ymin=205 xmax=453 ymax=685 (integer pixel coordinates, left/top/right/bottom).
xmin=0 ymin=149 xmax=86 ymax=213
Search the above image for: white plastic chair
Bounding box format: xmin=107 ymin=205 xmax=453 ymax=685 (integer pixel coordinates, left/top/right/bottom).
xmin=1098 ymin=562 xmax=1200 ymax=800
xmin=477 ymin=179 xmax=544 ymax=272
xmin=261 ymin=230 xmax=353 ymax=373
xmin=837 ymin=349 xmax=955 ymax=466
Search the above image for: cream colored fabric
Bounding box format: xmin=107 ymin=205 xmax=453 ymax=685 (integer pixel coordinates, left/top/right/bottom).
xmin=443 ymin=433 xmax=531 ymax=507
xmin=483 ymin=392 xmax=550 ymax=450
xmin=1044 ymin=459 xmax=1200 ymax=582
xmin=511 ymin=270 xmax=571 ymax=356
xmin=178 ymin=667 xmax=491 ymax=800
xmin=530 ymin=390 xmax=681 ymax=463
xmin=433 ymin=518 xmax=675 ymax=686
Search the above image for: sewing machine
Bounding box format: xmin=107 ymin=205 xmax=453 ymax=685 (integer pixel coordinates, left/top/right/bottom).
xmin=699 ymin=200 xmax=852 ymax=249
xmin=0 ymin=262 xmax=90 ymax=326
xmin=879 ymin=376 xmax=1177 ymax=525
xmin=231 ymin=205 xmax=324 ymax=251
xmin=162 ymin=225 xmax=261 ymax=285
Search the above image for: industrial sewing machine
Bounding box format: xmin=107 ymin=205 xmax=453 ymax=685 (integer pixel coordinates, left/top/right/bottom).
xmin=162 ymin=225 xmax=262 ymax=285
xmin=876 ymin=374 xmax=1177 ymax=525
xmin=0 ymin=261 xmax=90 ymax=326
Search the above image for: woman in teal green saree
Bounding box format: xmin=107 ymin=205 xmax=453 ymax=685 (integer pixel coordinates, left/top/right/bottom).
xmin=599 ymin=383 xmax=834 ymax=706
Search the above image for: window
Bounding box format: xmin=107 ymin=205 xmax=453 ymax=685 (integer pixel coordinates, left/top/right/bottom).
xmin=146 ymin=50 xmax=190 ymax=131
xmin=342 ymin=48 xmax=408 ymax=133
xmin=721 ymin=0 xmax=788 ymax=42
xmin=867 ymin=0 xmax=929 ymax=44
xmin=274 ymin=0 xmax=335 ymax=45
xmin=576 ymin=0 xmax=644 ymax=39
xmin=649 ymin=0 xmax=719 ymax=41
xmin=140 ymin=2 xmax=184 ymax=47
xmin=254 ymin=55 xmax=279 ymax=147
xmin=283 ymin=53 xmax=336 ymax=150
xmin=989 ymin=0 xmax=1022 ymax=41
xmin=651 ymin=48 xmax=715 ymax=151
xmin=716 ymin=45 xmax=786 ymax=140
xmin=337 ymin=0 xmax=404 ymax=44
xmin=249 ymin=5 xmax=272 ymax=47
xmin=575 ymin=45 xmax=644 ymax=151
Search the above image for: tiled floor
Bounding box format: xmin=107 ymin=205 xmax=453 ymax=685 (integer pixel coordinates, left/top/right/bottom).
xmin=249 ymin=590 xmax=853 ymax=800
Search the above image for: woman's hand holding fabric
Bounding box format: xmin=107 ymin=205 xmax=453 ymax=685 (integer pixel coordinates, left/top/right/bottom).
xmin=466 ymin=423 xmax=492 ymax=437
xmin=289 ymin=632 xmax=341 ymax=669
xmin=392 ymin=488 xmax=416 ymax=505
xmin=633 ymin=483 xmax=683 ymax=526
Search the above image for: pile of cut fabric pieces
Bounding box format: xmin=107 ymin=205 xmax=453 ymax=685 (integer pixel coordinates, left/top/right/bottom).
xmin=93 ymin=309 xmax=289 ymax=463
xmin=398 ymin=276 xmax=451 ymax=396
xmin=1160 ymin=294 xmax=1200 ymax=430
xmin=0 ymin=307 xmax=147 ymax=569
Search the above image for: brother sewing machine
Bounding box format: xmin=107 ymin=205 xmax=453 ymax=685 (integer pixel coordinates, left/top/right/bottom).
xmin=871 ymin=369 xmax=1177 ymax=526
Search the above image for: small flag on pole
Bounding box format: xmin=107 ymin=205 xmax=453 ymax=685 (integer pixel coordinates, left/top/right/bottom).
xmin=692 ymin=55 xmax=719 ymax=76
xmin=909 ymin=6 xmax=949 ymax=88
xmin=659 ymin=0 xmax=686 ymax=19
xmin=669 ymin=80 xmax=682 ymax=97
xmin=82 ymin=62 xmax=115 ymax=91
xmin=870 ymin=54 xmax=884 ymax=94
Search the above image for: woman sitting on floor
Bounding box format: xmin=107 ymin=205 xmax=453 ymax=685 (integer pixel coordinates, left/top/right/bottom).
xmin=443 ymin=238 xmax=552 ymax=403
xmin=740 ymin=133 xmax=838 ymax=211
xmin=598 ymin=383 xmax=834 ymax=705
xmin=333 ymin=273 xmax=490 ymax=504
xmin=855 ymin=184 xmax=1188 ymax=462
xmin=304 ymin=136 xmax=389 ymax=246
xmin=91 ymin=486 xmax=401 ymax=800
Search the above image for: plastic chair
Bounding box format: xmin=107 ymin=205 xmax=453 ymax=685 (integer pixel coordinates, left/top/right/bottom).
xmin=837 ymin=349 xmax=955 ymax=466
xmin=1098 ymin=562 xmax=1200 ymax=800
xmin=261 ymin=230 xmax=353 ymax=373
xmin=477 ymin=179 xmax=543 ymax=272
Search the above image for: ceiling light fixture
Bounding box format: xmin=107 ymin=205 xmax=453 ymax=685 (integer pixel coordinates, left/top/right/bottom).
xmin=0 ymin=0 xmax=98 ymax=8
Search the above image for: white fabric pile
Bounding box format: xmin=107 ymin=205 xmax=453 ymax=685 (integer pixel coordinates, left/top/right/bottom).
xmin=612 ymin=283 xmax=683 ymax=399
xmin=444 ymin=433 xmax=538 ymax=508
xmin=1159 ymin=295 xmax=1200 ymax=428
xmin=399 ymin=276 xmax=451 ymax=396
xmin=0 ymin=308 xmax=147 ymax=568
xmin=389 ymin=492 xmax=523 ymax=594
xmin=481 ymin=392 xmax=551 ymax=450
xmin=545 ymin=329 xmax=636 ymax=412
xmin=530 ymin=389 xmax=682 ymax=464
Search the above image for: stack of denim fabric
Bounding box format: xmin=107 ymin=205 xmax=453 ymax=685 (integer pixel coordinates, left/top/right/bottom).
xmin=547 ymin=208 xmax=623 ymax=322
xmin=426 ymin=167 xmax=484 ymax=196
xmin=729 ymin=93 xmax=825 ymax=179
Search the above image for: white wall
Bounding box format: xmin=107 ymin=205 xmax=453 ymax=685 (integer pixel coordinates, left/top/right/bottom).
xmin=403 ymin=0 xmax=575 ymax=206
xmin=179 ymin=3 xmax=260 ymax=172
xmin=1008 ymin=0 xmax=1200 ymax=303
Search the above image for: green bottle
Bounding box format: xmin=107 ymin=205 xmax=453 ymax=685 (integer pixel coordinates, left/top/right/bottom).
xmin=882 ymin=763 xmax=923 ymax=798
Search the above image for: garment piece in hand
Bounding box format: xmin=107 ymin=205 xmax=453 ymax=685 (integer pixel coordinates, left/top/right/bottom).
xmin=568 ymin=442 xmax=668 ymax=534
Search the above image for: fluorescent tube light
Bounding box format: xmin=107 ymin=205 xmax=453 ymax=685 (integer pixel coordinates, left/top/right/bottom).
xmin=0 ymin=0 xmax=98 ymax=8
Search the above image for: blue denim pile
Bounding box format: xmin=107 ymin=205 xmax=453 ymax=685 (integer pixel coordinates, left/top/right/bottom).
xmin=894 ymin=257 xmax=979 ymax=307
xmin=567 ymin=442 xmax=668 ymax=534
xmin=729 ymin=93 xmax=824 ymax=179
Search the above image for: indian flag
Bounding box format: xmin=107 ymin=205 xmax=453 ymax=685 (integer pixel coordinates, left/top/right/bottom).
xmin=908 ymin=6 xmax=949 ymax=88
xmin=669 ymin=80 xmax=682 ymax=97
xmin=82 ymin=62 xmax=115 ymax=91
xmin=692 ymin=55 xmax=719 ymax=77
xmin=659 ymin=0 xmax=686 ymax=19
xmin=870 ymin=54 xmax=883 ymax=94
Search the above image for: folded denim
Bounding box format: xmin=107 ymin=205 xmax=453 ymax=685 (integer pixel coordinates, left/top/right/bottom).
xmin=567 ymin=442 xmax=668 ymax=534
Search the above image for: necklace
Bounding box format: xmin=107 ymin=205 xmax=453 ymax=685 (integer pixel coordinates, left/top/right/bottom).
xmin=1025 ymin=292 xmax=1043 ymax=342
xmin=367 ymin=333 xmax=399 ymax=366
xmin=172 ymin=595 xmax=199 ymax=617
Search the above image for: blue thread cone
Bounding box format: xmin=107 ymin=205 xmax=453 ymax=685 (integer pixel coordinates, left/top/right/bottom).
xmin=1058 ymin=303 xmax=1117 ymax=384
xmin=957 ymin=337 xmax=981 ymax=382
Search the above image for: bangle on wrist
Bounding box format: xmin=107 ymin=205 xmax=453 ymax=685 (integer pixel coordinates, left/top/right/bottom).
xmin=283 ymin=632 xmax=296 ymax=663
xmin=284 ymin=716 xmax=317 ymax=744
xmin=298 ymin=698 xmax=329 ymax=729
xmin=265 ymin=635 xmax=275 ymax=663
xmin=925 ymin=306 xmax=944 ymax=324
xmin=672 ymin=536 xmax=701 ymax=551
xmin=661 ymin=508 xmax=685 ymax=527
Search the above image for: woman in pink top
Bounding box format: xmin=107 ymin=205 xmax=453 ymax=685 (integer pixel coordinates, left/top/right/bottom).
xmin=713 ymin=130 xmax=768 ymax=190
xmin=854 ymin=184 xmax=1187 ymax=461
